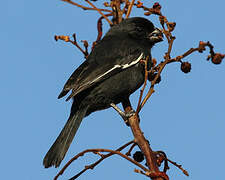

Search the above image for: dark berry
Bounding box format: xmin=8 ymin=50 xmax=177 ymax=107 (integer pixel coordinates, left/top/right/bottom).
xmin=133 ymin=151 xmax=144 ymax=162
xmin=153 ymin=2 xmax=161 ymax=10
xmin=181 ymin=62 xmax=191 ymax=73
xmin=212 ymin=53 xmax=224 ymax=65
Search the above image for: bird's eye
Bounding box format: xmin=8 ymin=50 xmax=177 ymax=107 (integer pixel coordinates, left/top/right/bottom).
xmin=151 ymin=33 xmax=158 ymax=37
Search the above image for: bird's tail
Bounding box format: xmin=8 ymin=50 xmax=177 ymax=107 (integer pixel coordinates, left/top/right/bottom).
xmin=43 ymin=105 xmax=88 ymax=168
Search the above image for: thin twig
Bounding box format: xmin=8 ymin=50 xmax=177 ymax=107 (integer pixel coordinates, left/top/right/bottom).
xmin=61 ymin=0 xmax=112 ymax=12
xmin=138 ymin=7 xmax=174 ymax=112
xmin=136 ymin=57 xmax=149 ymax=113
xmin=111 ymin=0 xmax=124 ymax=24
xmin=70 ymin=34 xmax=89 ymax=58
xmin=54 ymin=34 xmax=89 ymax=58
xmin=167 ymin=159 xmax=189 ymax=176
xmin=122 ymin=0 xmax=129 ymax=15
xmin=125 ymin=0 xmax=135 ymax=18
xmin=139 ymin=40 xmax=219 ymax=111
xmin=85 ymin=0 xmax=113 ymax=25
xmin=69 ymin=148 xmax=148 ymax=180
xmin=92 ymin=13 xmax=113 ymax=49
xmin=126 ymin=143 xmax=137 ymax=156
xmin=54 ymin=141 xmax=138 ymax=180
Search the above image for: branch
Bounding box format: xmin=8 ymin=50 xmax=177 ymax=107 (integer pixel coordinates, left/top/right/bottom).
xmin=122 ymin=98 xmax=167 ymax=180
xmin=54 ymin=140 xmax=146 ymax=180
xmin=125 ymin=0 xmax=135 ymax=18
xmin=167 ymin=159 xmax=189 ymax=176
xmin=126 ymin=143 xmax=137 ymax=156
xmin=68 ymin=148 xmax=148 ymax=180
xmin=136 ymin=2 xmax=224 ymax=113
xmin=155 ymin=151 xmax=189 ymax=177
xmin=136 ymin=57 xmax=149 ymax=113
xmin=110 ymin=0 xmax=123 ymax=24
xmin=54 ymin=34 xmax=89 ymax=59
xmin=61 ymin=0 xmax=112 ymax=12
xmin=92 ymin=13 xmax=113 ymax=49
xmin=85 ymin=0 xmax=113 ymax=25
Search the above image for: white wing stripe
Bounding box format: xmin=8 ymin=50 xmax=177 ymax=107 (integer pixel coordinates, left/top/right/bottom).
xmin=91 ymin=53 xmax=144 ymax=84
xmin=121 ymin=53 xmax=144 ymax=69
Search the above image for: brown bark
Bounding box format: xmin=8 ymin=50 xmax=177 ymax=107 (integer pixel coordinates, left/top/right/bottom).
xmin=122 ymin=98 xmax=166 ymax=180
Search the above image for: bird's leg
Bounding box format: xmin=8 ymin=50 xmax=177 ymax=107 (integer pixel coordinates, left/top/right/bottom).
xmin=121 ymin=97 xmax=140 ymax=124
xmin=110 ymin=103 xmax=134 ymax=126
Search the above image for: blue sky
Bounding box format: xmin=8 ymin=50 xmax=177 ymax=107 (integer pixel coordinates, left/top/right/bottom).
xmin=1 ymin=1 xmax=225 ymax=180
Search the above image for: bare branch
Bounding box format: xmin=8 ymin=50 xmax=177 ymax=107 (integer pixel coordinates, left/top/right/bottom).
xmin=92 ymin=13 xmax=113 ymax=49
xmin=68 ymin=148 xmax=148 ymax=180
xmin=125 ymin=0 xmax=135 ymax=18
xmin=126 ymin=143 xmax=137 ymax=156
xmin=167 ymin=159 xmax=189 ymax=176
xmin=54 ymin=34 xmax=89 ymax=59
xmin=136 ymin=57 xmax=149 ymax=113
xmin=85 ymin=0 xmax=113 ymax=25
xmin=61 ymin=0 xmax=112 ymax=12
xmin=122 ymin=98 xmax=166 ymax=180
xmin=54 ymin=141 xmax=140 ymax=180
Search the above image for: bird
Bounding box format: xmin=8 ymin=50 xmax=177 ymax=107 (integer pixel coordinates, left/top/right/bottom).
xmin=43 ymin=17 xmax=163 ymax=168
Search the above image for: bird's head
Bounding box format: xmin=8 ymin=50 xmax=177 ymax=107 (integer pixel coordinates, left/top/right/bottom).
xmin=108 ymin=17 xmax=163 ymax=46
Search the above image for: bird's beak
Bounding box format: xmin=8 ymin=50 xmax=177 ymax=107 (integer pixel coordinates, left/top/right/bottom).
xmin=149 ymin=28 xmax=163 ymax=43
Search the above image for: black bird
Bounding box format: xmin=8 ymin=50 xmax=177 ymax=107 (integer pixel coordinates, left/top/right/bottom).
xmin=43 ymin=17 xmax=163 ymax=168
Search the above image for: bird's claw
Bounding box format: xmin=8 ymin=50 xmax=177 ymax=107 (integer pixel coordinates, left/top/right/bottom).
xmin=122 ymin=110 xmax=136 ymax=126
xmin=110 ymin=103 xmax=137 ymax=126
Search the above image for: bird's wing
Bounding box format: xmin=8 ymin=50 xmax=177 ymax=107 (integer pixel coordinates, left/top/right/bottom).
xmin=58 ymin=37 xmax=146 ymax=101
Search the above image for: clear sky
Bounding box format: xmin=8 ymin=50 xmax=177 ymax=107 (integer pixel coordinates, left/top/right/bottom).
xmin=1 ymin=1 xmax=225 ymax=180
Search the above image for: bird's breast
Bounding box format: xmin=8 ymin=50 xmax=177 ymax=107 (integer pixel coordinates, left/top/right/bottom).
xmin=81 ymin=64 xmax=145 ymax=113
